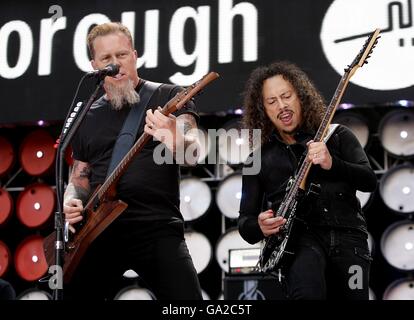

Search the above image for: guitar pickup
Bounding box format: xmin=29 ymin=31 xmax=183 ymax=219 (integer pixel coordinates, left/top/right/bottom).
xmin=92 ymin=197 xmax=100 ymax=211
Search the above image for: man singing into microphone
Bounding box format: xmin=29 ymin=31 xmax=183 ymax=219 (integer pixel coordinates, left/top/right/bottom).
xmin=64 ymin=22 xmax=202 ymax=300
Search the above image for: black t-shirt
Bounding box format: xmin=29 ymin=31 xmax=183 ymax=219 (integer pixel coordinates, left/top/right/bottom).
xmin=71 ymin=79 xmax=199 ymax=222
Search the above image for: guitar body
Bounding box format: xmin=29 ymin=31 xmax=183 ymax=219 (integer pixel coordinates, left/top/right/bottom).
xmin=259 ymin=189 xmax=304 ymax=273
xmin=43 ymin=194 xmax=127 ymax=283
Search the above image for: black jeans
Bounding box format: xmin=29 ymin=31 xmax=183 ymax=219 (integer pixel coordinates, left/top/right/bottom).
xmin=65 ymin=219 xmax=202 ymax=300
xmin=285 ymin=225 xmax=372 ymax=300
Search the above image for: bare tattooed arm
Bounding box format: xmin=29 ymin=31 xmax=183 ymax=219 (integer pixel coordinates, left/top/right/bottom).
xmin=175 ymin=113 xmax=201 ymax=166
xmin=144 ymin=109 xmax=201 ymax=166
xmin=64 ymin=160 xmax=91 ymax=203
xmin=64 ymin=160 xmax=91 ymax=232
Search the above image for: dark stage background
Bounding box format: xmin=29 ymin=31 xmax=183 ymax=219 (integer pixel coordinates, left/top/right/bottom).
xmin=0 ymin=0 xmax=413 ymax=123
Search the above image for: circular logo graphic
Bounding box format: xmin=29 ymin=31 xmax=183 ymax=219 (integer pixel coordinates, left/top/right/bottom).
xmin=321 ymin=0 xmax=414 ymax=90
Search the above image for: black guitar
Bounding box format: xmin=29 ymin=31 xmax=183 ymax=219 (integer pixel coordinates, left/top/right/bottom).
xmin=258 ymin=28 xmax=381 ymax=275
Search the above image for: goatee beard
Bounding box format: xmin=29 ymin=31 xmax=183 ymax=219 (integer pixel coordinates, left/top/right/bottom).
xmin=106 ymin=79 xmax=140 ymax=110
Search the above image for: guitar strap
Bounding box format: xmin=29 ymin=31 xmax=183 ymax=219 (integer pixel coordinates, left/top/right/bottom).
xmin=106 ymin=80 xmax=162 ymax=178
xmin=323 ymin=124 xmax=339 ymax=144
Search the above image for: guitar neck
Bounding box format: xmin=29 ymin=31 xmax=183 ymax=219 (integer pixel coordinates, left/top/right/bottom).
xmin=294 ymin=72 xmax=352 ymax=192
xmin=314 ymin=75 xmax=350 ymax=143
xmin=288 ymin=28 xmax=380 ymax=194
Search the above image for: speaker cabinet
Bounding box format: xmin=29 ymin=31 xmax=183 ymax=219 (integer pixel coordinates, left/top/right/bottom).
xmin=224 ymin=274 xmax=287 ymax=300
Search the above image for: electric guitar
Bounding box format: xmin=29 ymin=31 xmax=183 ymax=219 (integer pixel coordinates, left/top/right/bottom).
xmin=258 ymin=28 xmax=381 ymax=275
xmin=43 ymin=72 xmax=220 ymax=283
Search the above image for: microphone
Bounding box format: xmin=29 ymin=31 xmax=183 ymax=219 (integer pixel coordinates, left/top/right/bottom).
xmin=86 ymin=64 xmax=120 ymax=78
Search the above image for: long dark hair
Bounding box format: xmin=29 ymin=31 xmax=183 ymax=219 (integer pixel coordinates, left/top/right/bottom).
xmin=242 ymin=61 xmax=326 ymax=144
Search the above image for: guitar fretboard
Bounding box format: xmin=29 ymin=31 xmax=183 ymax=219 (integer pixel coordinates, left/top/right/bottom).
xmin=279 ymin=73 xmax=351 ymax=215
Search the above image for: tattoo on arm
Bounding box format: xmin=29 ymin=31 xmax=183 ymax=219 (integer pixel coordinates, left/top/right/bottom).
xmin=183 ymin=120 xmax=193 ymax=135
xmin=64 ymin=160 xmax=91 ymax=203
xmin=64 ymin=183 xmax=90 ymax=204
xmin=175 ymin=114 xmax=200 ymax=166
xmin=79 ymin=165 xmax=91 ymax=178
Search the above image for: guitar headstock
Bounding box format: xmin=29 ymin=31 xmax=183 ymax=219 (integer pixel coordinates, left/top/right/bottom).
xmin=163 ymin=72 xmax=220 ymax=114
xmin=345 ymin=28 xmax=380 ymax=75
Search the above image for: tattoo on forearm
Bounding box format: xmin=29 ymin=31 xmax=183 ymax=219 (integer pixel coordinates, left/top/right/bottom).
xmin=175 ymin=114 xmax=200 ymax=165
xmin=79 ymin=166 xmax=91 ymax=178
xmin=183 ymin=121 xmax=192 ymax=135
xmin=74 ymin=185 xmax=90 ymax=203
xmin=64 ymin=183 xmax=90 ymax=203
xmin=182 ymin=121 xmax=198 ymax=154
xmin=72 ymin=160 xmax=91 ymax=178
xmin=66 ymin=160 xmax=91 ymax=202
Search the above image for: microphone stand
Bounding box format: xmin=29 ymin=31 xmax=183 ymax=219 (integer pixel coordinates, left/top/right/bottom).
xmin=52 ymin=77 xmax=104 ymax=300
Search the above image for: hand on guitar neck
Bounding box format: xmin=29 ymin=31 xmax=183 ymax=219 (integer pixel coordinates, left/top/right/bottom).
xmin=306 ymin=140 xmax=332 ymax=170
